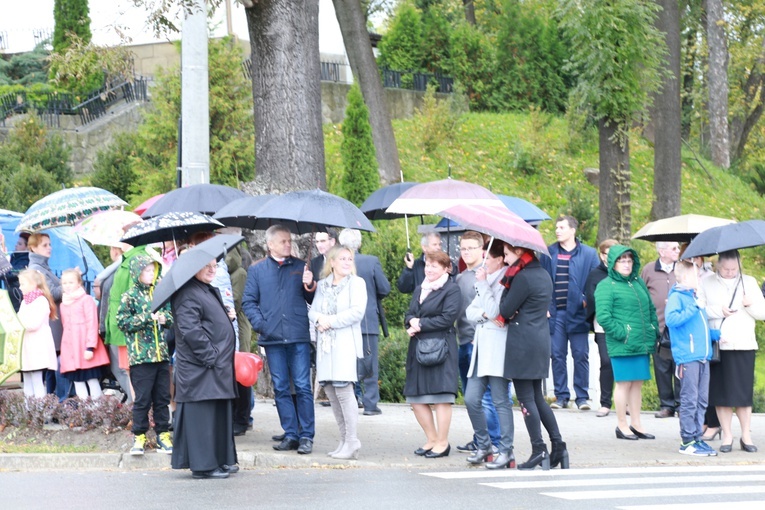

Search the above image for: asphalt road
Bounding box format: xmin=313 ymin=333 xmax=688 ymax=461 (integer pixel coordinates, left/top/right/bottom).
xmin=4 ymin=465 xmax=765 ymax=510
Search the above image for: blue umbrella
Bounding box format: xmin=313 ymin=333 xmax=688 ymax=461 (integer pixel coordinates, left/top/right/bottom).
xmin=0 ymin=209 xmax=104 ymax=284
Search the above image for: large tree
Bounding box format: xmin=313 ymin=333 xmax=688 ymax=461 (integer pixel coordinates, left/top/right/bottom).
xmin=560 ymin=0 xmax=666 ymax=243
xmin=333 ymin=0 xmax=401 ymax=185
xmin=53 ymin=0 xmax=92 ymax=53
xmin=650 ymin=0 xmax=682 ymax=220
xmin=705 ymin=0 xmax=730 ymax=168
xmin=243 ymin=0 xmax=326 ymax=192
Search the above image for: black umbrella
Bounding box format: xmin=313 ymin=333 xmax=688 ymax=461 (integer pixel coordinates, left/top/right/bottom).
xmin=141 ymin=184 xmax=247 ymax=219
xmin=682 ymin=219 xmax=765 ymax=259
xmin=360 ymin=182 xmax=419 ymax=220
xmin=252 ymin=189 xmax=375 ymax=234
xmin=151 ymin=234 xmax=245 ymax=312
xmin=121 ymin=211 xmax=224 ymax=246
xmin=212 ymin=195 xmax=277 ymax=229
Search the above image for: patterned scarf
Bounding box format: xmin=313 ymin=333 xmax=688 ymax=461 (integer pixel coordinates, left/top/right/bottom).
xmin=317 ymin=275 xmax=352 ymax=354
xmin=419 ymin=273 xmax=449 ymax=304
xmin=23 ymin=289 xmax=44 ymax=305
xmin=62 ymin=286 xmax=86 ymax=306
xmin=500 ymin=250 xmax=535 ymax=289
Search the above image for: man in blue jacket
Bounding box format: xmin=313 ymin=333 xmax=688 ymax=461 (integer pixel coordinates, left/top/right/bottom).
xmin=242 ymin=225 xmax=316 ymax=454
xmin=540 ymin=216 xmax=600 ymax=410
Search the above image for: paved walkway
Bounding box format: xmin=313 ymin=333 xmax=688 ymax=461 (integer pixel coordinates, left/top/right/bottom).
xmin=2 ymin=399 xmax=763 ymax=471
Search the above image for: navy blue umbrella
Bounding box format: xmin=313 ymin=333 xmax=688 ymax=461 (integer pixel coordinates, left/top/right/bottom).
xmin=212 ymin=195 xmax=277 ymax=229
xmin=141 ymin=184 xmax=247 ymax=219
xmin=151 ymin=234 xmax=244 ymax=313
xmin=360 ymin=182 xmax=419 ymax=220
xmin=682 ymin=220 xmax=765 ymax=259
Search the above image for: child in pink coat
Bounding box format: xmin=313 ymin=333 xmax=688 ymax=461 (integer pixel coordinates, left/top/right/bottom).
xmin=17 ymin=269 xmax=58 ymax=397
xmin=60 ymin=269 xmax=109 ymax=399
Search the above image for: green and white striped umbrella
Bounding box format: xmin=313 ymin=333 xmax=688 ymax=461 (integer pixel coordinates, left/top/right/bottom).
xmin=15 ymin=187 xmax=128 ymax=233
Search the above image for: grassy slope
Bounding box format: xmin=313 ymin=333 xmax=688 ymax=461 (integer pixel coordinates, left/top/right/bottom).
xmin=325 ymin=110 xmax=765 ymax=406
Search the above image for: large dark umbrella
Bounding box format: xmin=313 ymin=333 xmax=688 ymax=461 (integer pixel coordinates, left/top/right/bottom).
xmin=121 ymin=211 xmax=224 ymax=246
xmin=151 ymin=234 xmax=245 ymax=312
xmin=681 ymin=220 xmax=765 ymax=259
xmin=252 ymin=189 xmax=375 ymax=234
xmin=141 ymin=184 xmax=247 ymax=219
xmin=212 ymin=195 xmax=277 ymax=229
xmin=360 ymin=182 xmax=419 ymax=220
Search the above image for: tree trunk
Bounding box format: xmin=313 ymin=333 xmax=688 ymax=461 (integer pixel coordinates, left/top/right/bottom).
xmin=462 ymin=0 xmax=476 ymax=25
xmin=681 ymin=24 xmax=697 ymax=140
xmin=729 ymin=37 xmax=765 ymax=163
xmin=650 ymin=0 xmax=682 ymax=220
xmin=598 ymin=119 xmax=631 ymax=244
xmin=333 ymin=0 xmax=401 ymax=185
xmin=704 ymin=0 xmax=730 ymax=168
xmin=244 ymin=0 xmax=326 ymax=192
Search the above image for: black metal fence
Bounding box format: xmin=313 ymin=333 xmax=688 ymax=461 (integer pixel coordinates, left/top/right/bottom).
xmin=241 ymin=57 xmax=453 ymax=94
xmin=1 ymin=78 xmax=150 ymax=128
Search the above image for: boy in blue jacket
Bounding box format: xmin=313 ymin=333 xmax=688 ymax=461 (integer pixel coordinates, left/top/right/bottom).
xmin=665 ymin=260 xmax=720 ymax=457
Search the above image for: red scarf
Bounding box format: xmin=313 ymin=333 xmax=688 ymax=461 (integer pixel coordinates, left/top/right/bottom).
xmin=497 ymin=251 xmax=535 ymax=325
xmin=500 ymin=251 xmax=535 ymax=289
xmin=23 ymin=289 xmax=44 ymax=305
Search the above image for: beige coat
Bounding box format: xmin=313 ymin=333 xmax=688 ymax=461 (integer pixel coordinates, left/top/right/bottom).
xmin=697 ymin=272 xmax=765 ymax=350
xmin=309 ymin=275 xmax=367 ymax=382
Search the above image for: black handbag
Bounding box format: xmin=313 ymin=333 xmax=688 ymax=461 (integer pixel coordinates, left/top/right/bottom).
xmin=415 ymin=337 xmax=449 ymax=366
xmin=656 ymin=327 xmax=673 ymax=360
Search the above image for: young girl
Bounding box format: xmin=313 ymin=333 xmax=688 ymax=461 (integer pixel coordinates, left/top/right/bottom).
xmin=60 ymin=269 xmax=109 ymax=399
xmin=17 ymin=269 xmax=58 ymax=397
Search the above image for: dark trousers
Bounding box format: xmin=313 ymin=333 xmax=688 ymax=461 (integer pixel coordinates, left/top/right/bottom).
xmin=130 ymin=361 xmax=171 ymax=435
xmin=514 ymin=379 xmax=562 ymax=450
xmin=653 ymin=351 xmax=681 ymax=411
xmin=233 ymin=382 xmax=252 ymax=432
xmin=356 ymin=333 xmax=380 ymax=411
xmin=594 ymin=333 xmax=614 ymax=408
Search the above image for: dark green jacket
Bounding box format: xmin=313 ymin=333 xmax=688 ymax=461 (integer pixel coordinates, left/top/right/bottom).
xmin=115 ymin=255 xmax=173 ymax=366
xmin=594 ymin=245 xmax=658 ymax=358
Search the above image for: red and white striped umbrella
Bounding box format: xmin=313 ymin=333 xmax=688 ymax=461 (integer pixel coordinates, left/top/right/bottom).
xmin=385 ymin=179 xmax=504 ymax=216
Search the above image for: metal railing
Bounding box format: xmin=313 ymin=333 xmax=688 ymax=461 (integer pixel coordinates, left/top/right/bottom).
xmin=0 ymin=91 xmax=28 ymax=125
xmin=74 ymin=78 xmax=149 ymax=125
xmin=241 ymin=57 xmax=453 ymax=93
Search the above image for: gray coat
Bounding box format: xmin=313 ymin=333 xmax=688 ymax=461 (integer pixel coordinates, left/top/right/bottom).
xmin=354 ymin=253 xmax=390 ymax=335
xmin=28 ymin=252 xmax=63 ymax=351
xmin=499 ymin=260 xmax=553 ymax=380
xmin=466 ymin=269 xmax=508 ymax=378
xmin=172 ymin=277 xmax=237 ymax=403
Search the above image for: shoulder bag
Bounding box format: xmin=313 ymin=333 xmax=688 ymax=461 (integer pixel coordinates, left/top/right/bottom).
xmin=415 ymin=336 xmax=449 ymax=366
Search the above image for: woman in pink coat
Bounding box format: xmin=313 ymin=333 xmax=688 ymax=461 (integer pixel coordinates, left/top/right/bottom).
xmin=17 ymin=269 xmax=58 ymax=397
xmin=60 ymin=269 xmax=109 ymax=399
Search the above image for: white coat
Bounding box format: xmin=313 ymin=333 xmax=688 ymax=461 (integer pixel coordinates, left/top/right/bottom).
xmin=697 ymin=272 xmax=765 ymax=351
xmin=17 ymin=296 xmax=58 ymax=372
xmin=308 ymin=274 xmax=367 ymax=382
xmin=466 ymin=269 xmax=509 ymax=378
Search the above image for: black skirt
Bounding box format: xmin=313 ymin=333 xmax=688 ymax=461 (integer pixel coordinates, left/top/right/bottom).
xmin=171 ymin=399 xmax=237 ymax=472
xmin=709 ymin=350 xmax=755 ymax=408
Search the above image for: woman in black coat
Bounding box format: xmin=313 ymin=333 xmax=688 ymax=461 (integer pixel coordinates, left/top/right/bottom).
xmin=404 ymin=251 xmax=461 ymax=459
xmin=499 ymin=243 xmax=567 ymax=470
xmin=171 ymin=259 xmax=238 ymax=479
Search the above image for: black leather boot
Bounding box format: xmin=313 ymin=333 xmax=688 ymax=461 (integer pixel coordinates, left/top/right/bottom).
xmin=550 ymin=441 xmax=569 ymax=469
xmin=517 ymin=445 xmax=550 ymax=470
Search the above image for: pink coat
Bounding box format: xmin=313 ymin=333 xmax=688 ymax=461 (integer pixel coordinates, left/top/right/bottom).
xmin=17 ymin=296 xmax=58 ymax=372
xmin=60 ymin=292 xmax=109 ymax=373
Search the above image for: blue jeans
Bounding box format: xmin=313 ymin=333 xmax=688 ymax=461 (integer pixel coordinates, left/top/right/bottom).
xmin=264 ymin=342 xmax=315 ymax=440
xmin=678 ymin=361 xmax=709 ymax=444
xmin=45 ymin=356 xmax=71 ymax=402
xmin=459 ymin=342 xmax=501 ymax=446
xmin=550 ymin=315 xmax=589 ymax=402
xmin=465 ymin=375 xmax=514 ymax=454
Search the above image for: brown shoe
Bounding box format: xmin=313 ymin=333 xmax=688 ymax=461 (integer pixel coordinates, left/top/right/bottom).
xmin=654 ymin=408 xmax=675 ymax=418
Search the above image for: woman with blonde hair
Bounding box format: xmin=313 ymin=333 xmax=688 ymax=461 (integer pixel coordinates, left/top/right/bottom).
xmin=17 ymin=269 xmax=58 ymax=397
xmin=308 ymin=245 xmax=367 ymax=459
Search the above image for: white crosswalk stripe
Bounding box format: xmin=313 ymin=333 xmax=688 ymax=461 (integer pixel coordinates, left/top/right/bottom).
xmin=420 ymin=465 xmax=765 ymax=508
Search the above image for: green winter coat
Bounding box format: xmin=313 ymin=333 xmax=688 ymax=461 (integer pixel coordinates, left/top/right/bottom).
xmin=115 ymin=255 xmax=173 ymax=366
xmin=594 ymin=245 xmax=658 ymax=358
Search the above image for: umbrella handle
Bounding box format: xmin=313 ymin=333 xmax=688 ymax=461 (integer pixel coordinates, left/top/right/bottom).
xmin=480 ymin=237 xmax=494 ymax=269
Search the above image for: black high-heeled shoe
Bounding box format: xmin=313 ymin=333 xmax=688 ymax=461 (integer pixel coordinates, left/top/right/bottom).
xmin=467 ymin=448 xmax=494 ymax=465
xmin=550 ymin=441 xmax=570 ymax=469
xmin=740 ymin=439 xmax=758 ymax=453
xmin=424 ymin=444 xmax=450 ymax=458
xmin=615 ymin=427 xmax=639 ymax=440
xmin=629 ymin=426 xmax=656 ymax=440
xmin=486 ymin=450 xmax=515 ymax=469
xmin=517 ymin=447 xmax=550 ymax=470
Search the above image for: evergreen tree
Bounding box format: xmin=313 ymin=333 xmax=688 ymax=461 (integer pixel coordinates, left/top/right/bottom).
xmin=377 ymin=3 xmax=424 ymax=73
xmin=90 ymin=132 xmax=137 ymax=202
xmin=52 ymin=0 xmax=92 ymax=54
xmin=340 ymin=83 xmax=379 ymax=207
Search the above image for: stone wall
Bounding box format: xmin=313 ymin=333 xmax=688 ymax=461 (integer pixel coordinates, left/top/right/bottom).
xmin=321 ymin=81 xmax=446 ymax=124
